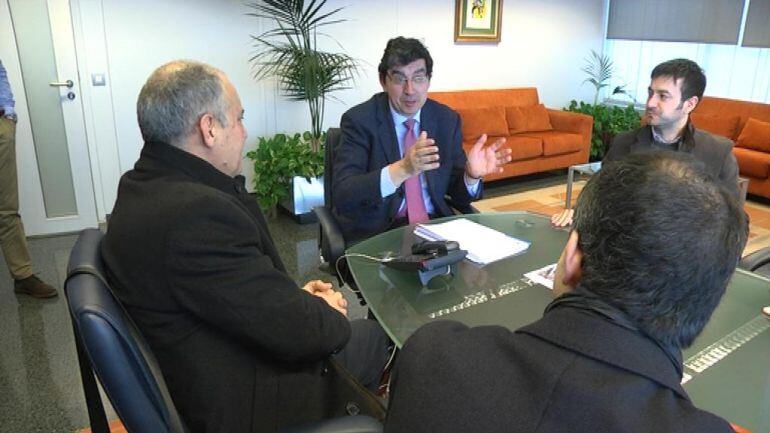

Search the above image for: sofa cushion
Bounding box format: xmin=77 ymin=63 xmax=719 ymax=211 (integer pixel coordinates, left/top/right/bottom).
xmin=690 ymin=112 xmax=741 ymax=139
xmin=734 ymin=147 xmax=770 ymax=179
xmin=457 ymin=106 xmax=508 ymax=141
xmin=736 ymin=117 xmax=770 ymax=152
xmin=464 ymin=135 xmax=542 ymax=162
xmin=520 ymin=131 xmax=583 ymax=156
xmin=506 ymin=104 xmax=553 ymax=134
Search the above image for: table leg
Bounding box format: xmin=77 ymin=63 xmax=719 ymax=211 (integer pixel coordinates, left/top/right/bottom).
xmin=565 ymin=167 xmax=575 ymax=209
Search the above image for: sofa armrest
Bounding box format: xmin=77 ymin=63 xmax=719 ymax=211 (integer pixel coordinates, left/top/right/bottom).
xmin=547 ymin=109 xmax=593 ymax=138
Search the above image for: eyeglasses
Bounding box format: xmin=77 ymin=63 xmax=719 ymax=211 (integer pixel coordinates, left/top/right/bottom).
xmin=387 ymin=72 xmax=429 ymax=86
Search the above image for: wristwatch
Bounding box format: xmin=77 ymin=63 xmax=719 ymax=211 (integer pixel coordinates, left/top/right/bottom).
xmin=4 ymin=112 xmax=17 ymax=123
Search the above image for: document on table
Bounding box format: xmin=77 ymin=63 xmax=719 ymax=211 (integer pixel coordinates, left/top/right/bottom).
xmin=414 ymin=218 xmax=530 ymax=265
xmin=524 ymin=263 xmax=557 ymax=289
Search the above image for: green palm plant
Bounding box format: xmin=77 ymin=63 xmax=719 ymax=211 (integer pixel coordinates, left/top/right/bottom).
xmin=582 ymin=49 xmax=628 ymax=105
xmin=247 ymin=0 xmax=359 ymax=152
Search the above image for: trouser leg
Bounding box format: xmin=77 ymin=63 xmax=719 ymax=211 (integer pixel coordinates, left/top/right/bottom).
xmin=0 ymin=118 xmax=33 ymax=280
xmin=333 ymin=319 xmax=391 ymax=392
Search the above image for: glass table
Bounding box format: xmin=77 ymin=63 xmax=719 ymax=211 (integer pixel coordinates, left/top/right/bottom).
xmin=346 ymin=212 xmax=770 ymax=432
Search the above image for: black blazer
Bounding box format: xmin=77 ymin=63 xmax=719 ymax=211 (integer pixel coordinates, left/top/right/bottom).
xmin=332 ymin=93 xmax=477 ymax=243
xmin=101 ymin=143 xmax=352 ymax=433
xmin=606 ymin=123 xmax=740 ymax=199
xmin=384 ymin=306 xmax=734 ymax=433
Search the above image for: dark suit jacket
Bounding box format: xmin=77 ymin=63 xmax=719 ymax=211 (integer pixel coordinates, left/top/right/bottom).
xmin=332 ymin=93 xmax=477 ymax=243
xmin=384 ymin=305 xmax=734 ymax=433
xmin=101 ymin=143 xmax=352 ymax=433
xmin=606 ymin=123 xmax=740 ymax=199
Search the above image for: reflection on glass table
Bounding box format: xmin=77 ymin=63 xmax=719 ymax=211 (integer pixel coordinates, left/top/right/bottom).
xmin=346 ymin=211 xmax=770 ymax=433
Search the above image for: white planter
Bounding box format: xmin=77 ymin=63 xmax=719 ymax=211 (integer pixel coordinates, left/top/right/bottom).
xmin=278 ymin=175 xmax=324 ymax=223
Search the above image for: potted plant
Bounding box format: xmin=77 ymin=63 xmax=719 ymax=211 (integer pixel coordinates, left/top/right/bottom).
xmin=565 ymin=50 xmax=641 ymax=160
xmin=245 ymin=131 xmax=325 ymax=219
xmin=246 ymin=0 xmax=359 ymax=219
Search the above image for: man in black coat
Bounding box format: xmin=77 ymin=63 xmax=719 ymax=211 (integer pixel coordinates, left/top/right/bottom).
xmin=552 ymin=58 xmax=740 ymax=227
xmin=333 ymin=37 xmax=511 ymax=244
xmin=385 ymin=152 xmax=748 ymax=433
xmin=101 ymin=60 xmax=389 ymax=433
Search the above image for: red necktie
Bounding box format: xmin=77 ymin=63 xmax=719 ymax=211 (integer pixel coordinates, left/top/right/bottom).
xmin=402 ymin=119 xmax=429 ymax=224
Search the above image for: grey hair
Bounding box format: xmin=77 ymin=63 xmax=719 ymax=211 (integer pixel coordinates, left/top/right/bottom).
xmin=137 ymin=60 xmax=229 ymax=146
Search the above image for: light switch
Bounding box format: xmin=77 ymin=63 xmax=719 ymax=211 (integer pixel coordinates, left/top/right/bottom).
xmin=91 ymin=73 xmax=106 ymax=86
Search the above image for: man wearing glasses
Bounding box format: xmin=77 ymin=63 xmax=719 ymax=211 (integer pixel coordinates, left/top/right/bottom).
xmin=333 ymin=37 xmax=511 ymax=244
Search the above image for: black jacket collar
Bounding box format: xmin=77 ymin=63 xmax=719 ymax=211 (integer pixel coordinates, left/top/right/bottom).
xmin=518 ymin=292 xmax=689 ymax=400
xmin=139 ymin=141 xmax=248 ymax=198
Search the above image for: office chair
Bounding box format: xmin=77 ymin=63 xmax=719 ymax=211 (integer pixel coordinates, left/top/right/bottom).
xmin=314 ymin=127 xmax=347 ymax=282
xmin=739 ymin=246 xmax=770 ymax=278
xmin=65 ymin=228 xmax=383 ymax=433
xmin=65 ymin=228 xmax=188 ymax=433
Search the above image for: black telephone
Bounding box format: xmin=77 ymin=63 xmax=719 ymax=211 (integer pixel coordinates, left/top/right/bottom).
xmin=384 ymin=240 xmax=467 ymax=284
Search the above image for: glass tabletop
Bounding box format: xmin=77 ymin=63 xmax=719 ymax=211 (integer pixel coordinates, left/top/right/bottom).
xmin=346 ymin=212 xmax=568 ymax=346
xmin=346 ymin=211 xmax=770 ymax=431
xmin=571 ymin=161 xmax=602 ymax=175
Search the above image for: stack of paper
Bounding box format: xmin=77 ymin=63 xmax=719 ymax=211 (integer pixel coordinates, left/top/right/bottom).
xmin=414 ymin=218 xmax=530 ymax=265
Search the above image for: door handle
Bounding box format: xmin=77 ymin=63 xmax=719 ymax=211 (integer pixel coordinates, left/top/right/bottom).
xmin=49 ymin=79 xmax=74 ymax=88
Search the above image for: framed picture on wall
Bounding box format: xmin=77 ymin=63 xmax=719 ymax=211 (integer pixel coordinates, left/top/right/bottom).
xmin=454 ymin=0 xmax=503 ymax=43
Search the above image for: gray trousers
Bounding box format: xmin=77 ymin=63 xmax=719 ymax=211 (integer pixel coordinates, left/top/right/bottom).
xmin=0 ymin=117 xmax=33 ymax=280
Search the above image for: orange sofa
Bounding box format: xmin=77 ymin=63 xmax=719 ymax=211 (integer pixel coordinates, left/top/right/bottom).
xmin=691 ymin=96 xmax=770 ymax=198
xmin=429 ymin=88 xmax=593 ymax=182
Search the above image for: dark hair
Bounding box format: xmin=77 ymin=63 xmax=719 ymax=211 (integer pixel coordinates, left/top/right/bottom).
xmin=572 ymin=152 xmax=748 ymax=348
xmin=651 ymin=58 xmax=706 ymax=106
xmin=377 ymin=37 xmax=433 ymax=84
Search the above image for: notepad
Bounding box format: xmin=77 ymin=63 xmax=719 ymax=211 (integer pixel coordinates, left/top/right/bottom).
xmin=414 ymin=218 xmax=530 ymax=265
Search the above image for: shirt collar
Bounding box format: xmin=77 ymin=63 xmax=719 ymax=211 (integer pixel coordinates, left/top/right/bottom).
xmin=389 ymin=103 xmax=421 ymax=128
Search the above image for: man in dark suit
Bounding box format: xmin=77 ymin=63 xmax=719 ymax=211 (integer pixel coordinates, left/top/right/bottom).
xmin=101 ymin=60 xmax=389 ymax=433
xmin=385 ymin=152 xmax=748 ymax=433
xmin=552 ymin=58 xmax=739 ymax=227
xmin=333 ymin=37 xmax=511 ymax=243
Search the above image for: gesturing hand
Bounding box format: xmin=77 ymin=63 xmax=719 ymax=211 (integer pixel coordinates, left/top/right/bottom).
xmin=402 ymin=131 xmax=440 ymax=177
xmin=465 ymin=134 xmax=511 ymax=179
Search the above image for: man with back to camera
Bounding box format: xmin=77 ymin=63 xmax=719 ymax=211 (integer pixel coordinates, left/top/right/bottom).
xmin=101 ymin=60 xmax=390 ymax=433
xmin=552 ymin=58 xmax=739 ymax=227
xmin=384 ymin=152 xmax=748 ymax=433
xmin=332 ymin=37 xmax=512 ymax=244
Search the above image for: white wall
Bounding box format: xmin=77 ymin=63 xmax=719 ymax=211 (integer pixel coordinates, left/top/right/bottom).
xmin=73 ymin=0 xmax=605 ymax=214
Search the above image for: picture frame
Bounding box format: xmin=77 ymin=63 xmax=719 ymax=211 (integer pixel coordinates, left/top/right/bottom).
xmin=454 ymin=0 xmax=503 ymax=43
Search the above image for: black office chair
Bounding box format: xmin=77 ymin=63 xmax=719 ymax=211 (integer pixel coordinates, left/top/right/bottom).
xmin=65 ymin=228 xmax=383 ymax=433
xmin=314 ymin=127 xmax=347 ymax=282
xmin=739 ymin=246 xmax=770 ymax=277
xmin=65 ymin=228 xmax=188 ymax=433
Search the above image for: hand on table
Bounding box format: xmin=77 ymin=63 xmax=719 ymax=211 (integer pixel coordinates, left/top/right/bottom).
xmin=551 ymin=209 xmax=574 ymax=227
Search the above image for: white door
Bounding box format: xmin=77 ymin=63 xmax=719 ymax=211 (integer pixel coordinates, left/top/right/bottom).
xmin=1 ymin=0 xmax=97 ymax=236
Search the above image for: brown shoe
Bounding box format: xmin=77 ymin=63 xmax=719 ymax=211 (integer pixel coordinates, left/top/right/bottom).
xmin=14 ymin=275 xmax=58 ymax=299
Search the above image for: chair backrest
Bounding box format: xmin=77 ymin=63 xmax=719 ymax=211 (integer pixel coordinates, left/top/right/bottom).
xmin=65 ymin=228 xmax=187 ymax=433
xmin=324 ymin=127 xmax=342 ymax=207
